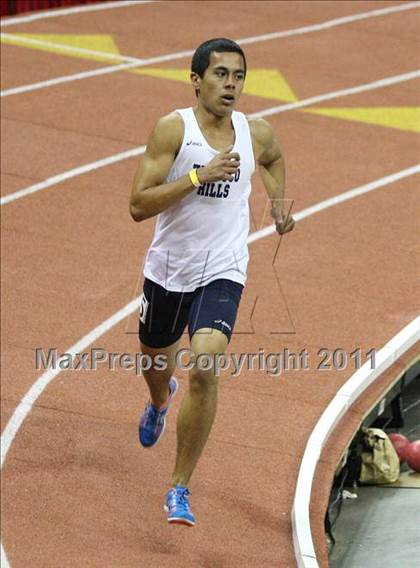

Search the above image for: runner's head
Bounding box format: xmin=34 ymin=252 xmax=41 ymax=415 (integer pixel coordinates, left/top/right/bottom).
xmin=191 ymin=38 xmax=246 ymax=116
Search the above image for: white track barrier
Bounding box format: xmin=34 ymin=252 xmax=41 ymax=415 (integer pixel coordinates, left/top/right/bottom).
xmin=292 ymin=316 xmax=420 ymax=567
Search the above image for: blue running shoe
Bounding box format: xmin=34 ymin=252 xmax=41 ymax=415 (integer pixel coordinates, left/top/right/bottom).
xmin=164 ymin=485 xmax=196 ymax=526
xmin=139 ymin=377 xmax=178 ymax=448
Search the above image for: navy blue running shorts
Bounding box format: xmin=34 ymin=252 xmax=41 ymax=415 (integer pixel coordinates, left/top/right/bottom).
xmin=139 ymin=278 xmax=243 ymax=348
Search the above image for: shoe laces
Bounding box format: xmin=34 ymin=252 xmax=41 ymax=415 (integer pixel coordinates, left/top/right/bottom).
xmin=172 ymin=487 xmax=191 ymax=511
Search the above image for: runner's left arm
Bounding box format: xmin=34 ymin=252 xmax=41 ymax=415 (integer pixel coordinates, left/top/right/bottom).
xmin=250 ymin=118 xmax=295 ymax=235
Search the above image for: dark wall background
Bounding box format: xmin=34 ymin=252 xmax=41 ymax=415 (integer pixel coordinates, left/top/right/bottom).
xmin=1 ymin=0 xmax=105 ymax=18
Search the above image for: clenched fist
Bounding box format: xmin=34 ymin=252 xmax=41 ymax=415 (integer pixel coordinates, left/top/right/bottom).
xmin=197 ymin=145 xmax=240 ymax=183
xmin=271 ymin=206 xmax=295 ymax=235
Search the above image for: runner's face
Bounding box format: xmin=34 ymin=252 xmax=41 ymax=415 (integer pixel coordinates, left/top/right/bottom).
xmin=194 ymin=51 xmax=245 ymax=115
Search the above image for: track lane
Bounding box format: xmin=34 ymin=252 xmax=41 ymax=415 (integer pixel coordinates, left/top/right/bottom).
xmin=1 ymin=2 xmax=419 ymax=567
xmin=0 ymin=43 xmax=119 ymax=91
xmin=2 ymin=173 xmax=418 ymax=567
xmin=2 ymin=68 xmax=419 ymax=205
xmin=2 ymin=95 xmax=418 ymax=436
xmin=1 ymin=2 xmax=418 ymax=97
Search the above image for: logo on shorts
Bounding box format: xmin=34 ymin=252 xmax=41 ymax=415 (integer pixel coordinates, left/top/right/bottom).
xmin=139 ymin=293 xmax=149 ymax=324
xmin=186 ymin=140 xmax=202 ymax=147
xmin=214 ymin=319 xmax=232 ymax=332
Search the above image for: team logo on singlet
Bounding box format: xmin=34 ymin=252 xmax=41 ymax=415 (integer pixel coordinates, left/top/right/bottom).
xmin=193 ymin=162 xmax=240 ymax=199
xmin=139 ymin=293 xmax=149 ymax=324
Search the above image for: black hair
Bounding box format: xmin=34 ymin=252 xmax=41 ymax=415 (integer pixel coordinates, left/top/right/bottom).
xmin=191 ymin=38 xmax=247 ymax=79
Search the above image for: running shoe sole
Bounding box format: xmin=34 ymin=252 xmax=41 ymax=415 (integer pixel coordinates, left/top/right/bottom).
xmin=163 ymin=504 xmax=196 ymax=526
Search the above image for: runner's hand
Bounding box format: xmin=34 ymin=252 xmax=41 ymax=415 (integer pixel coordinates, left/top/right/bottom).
xmin=197 ymin=145 xmax=240 ymax=183
xmin=271 ymin=207 xmax=295 ymax=235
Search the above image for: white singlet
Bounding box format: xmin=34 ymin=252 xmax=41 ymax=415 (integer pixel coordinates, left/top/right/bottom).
xmin=143 ymin=107 xmax=255 ymax=292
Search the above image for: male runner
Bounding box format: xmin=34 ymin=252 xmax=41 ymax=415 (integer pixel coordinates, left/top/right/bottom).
xmin=130 ymin=38 xmax=294 ymax=526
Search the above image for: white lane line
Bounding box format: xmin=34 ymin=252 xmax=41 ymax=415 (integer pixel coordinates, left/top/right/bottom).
xmin=0 ymin=32 xmax=145 ymax=64
xmin=2 ymin=69 xmax=418 ymax=206
xmin=237 ymin=1 xmax=420 ymax=45
xmin=0 ymin=163 xmax=417 ymax=568
xmin=0 ymin=0 xmax=154 ymax=27
xmin=248 ymin=164 xmax=420 ymax=244
xmin=0 ymin=60 xmax=146 ymax=98
xmin=248 ymin=70 xmax=420 ymax=119
xmin=0 ymin=295 xmax=140 ymax=469
xmin=1 ymin=2 xmax=418 ymax=97
xmin=0 ymin=146 xmax=146 ymax=206
xmin=0 ymin=44 xmax=200 ymax=97
xmin=0 ymin=299 xmax=140 ymax=568
xmin=1 ymin=544 xmax=8 ymax=568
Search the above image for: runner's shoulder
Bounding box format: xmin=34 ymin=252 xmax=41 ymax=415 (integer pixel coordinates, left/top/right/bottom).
xmin=247 ymin=117 xmax=274 ymax=147
xmin=247 ymin=117 xmax=275 ymax=160
xmin=149 ymin=111 xmax=184 ymax=154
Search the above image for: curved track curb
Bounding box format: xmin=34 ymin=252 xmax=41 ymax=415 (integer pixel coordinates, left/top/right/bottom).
xmin=292 ymin=316 xmax=420 ymax=568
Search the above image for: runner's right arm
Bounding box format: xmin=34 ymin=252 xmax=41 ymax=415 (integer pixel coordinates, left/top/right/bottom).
xmin=130 ymin=112 xmax=191 ymax=222
xmin=130 ymin=113 xmax=240 ymax=222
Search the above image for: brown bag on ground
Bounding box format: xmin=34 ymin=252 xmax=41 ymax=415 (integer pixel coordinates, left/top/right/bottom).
xmin=359 ymin=427 xmax=400 ymax=484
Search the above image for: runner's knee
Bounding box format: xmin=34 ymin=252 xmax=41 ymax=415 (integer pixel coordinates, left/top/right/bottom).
xmin=140 ymin=340 xmax=179 ymax=380
xmin=189 ymin=364 xmax=218 ymax=398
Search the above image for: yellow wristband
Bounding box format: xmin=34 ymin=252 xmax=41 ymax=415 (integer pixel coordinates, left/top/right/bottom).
xmin=189 ymin=168 xmax=201 ymax=188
